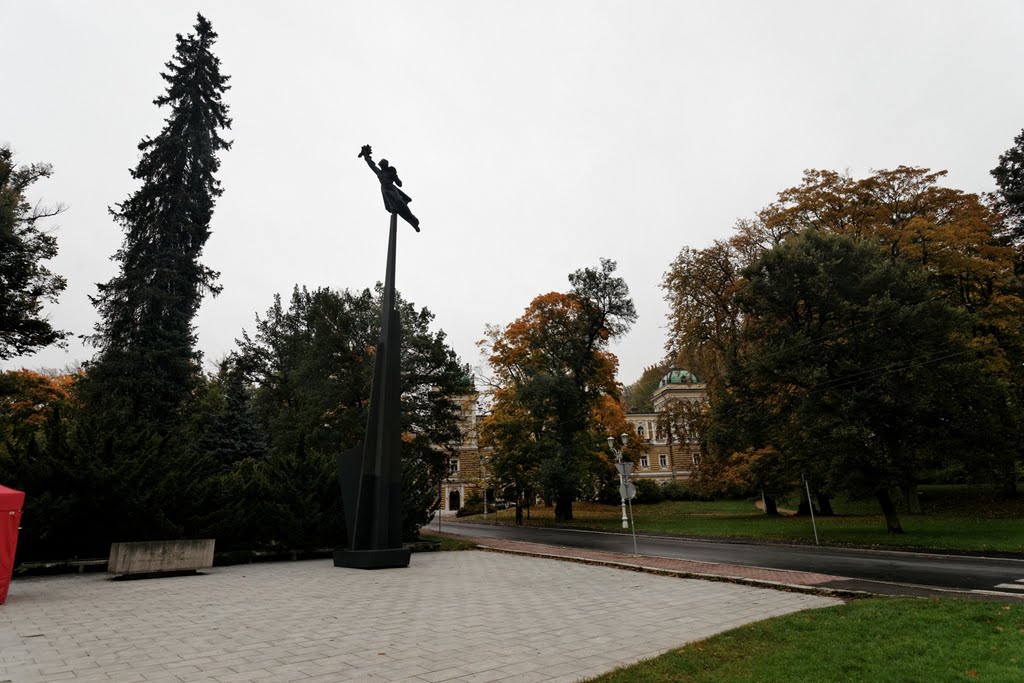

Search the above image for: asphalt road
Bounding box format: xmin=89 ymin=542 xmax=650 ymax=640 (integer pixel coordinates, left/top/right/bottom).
xmin=436 ymin=518 xmax=1024 ymax=598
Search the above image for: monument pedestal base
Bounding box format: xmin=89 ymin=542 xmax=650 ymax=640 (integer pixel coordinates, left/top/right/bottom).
xmin=333 ymin=547 xmax=410 ymax=569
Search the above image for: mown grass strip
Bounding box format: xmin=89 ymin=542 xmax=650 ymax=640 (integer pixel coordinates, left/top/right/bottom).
xmin=478 ymin=495 xmax=1024 ymax=554
xmin=588 ymin=598 xmax=1024 ymax=682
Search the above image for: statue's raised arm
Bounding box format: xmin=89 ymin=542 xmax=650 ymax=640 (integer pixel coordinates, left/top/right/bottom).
xmin=359 ymin=144 xmax=420 ymax=232
xmin=359 ymin=144 xmax=381 ymax=176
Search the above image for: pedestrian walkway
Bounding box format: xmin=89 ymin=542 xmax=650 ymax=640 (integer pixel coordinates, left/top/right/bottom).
xmin=0 ymin=551 xmax=840 ymax=683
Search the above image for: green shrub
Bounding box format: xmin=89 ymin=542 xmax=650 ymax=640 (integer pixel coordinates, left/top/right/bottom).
xmin=455 ymin=503 xmax=483 ymax=517
xmin=633 ymin=478 xmax=664 ymax=504
xmin=660 ymin=479 xmax=707 ymax=501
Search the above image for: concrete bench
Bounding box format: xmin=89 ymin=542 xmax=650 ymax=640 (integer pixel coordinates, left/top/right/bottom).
xmin=108 ymin=539 xmax=215 ymax=578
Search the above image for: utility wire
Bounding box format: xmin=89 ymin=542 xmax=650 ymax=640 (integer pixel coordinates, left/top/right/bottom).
xmin=804 ymin=348 xmax=972 ymax=395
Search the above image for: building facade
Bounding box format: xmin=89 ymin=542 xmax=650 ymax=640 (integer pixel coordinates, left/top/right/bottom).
xmin=439 ymin=393 xmax=491 ymax=514
xmin=622 ymin=369 xmax=706 ymax=483
xmin=439 ymin=370 xmax=706 ymax=512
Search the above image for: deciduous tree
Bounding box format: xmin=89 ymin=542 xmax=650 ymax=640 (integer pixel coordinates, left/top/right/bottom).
xmin=623 ymin=363 xmax=666 ymax=413
xmin=665 ymin=167 xmax=1024 ymax=503
xmin=723 ymin=231 xmax=993 ymax=533
xmin=662 ymin=240 xmax=745 ymax=384
xmin=0 ymin=369 xmax=85 ymax=558
xmin=483 ymin=259 xmax=636 ymax=520
xmin=0 ymin=146 xmax=68 ymax=359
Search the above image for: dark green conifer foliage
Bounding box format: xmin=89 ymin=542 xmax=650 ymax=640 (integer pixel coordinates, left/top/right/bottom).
xmin=992 ymin=128 xmax=1024 ymax=242
xmin=197 ymin=359 xmax=268 ymax=470
xmin=88 ymin=13 xmax=231 ymax=427
xmin=236 ymin=285 xmax=473 ymax=541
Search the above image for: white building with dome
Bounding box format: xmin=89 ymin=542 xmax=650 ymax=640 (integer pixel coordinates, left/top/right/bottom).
xmin=623 ymin=369 xmax=707 ymax=482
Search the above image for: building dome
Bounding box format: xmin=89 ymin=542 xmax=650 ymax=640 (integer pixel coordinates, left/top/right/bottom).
xmin=659 ymin=369 xmax=699 ymax=387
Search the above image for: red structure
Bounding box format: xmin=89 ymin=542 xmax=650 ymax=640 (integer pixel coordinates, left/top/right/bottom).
xmin=0 ymin=484 xmax=25 ymax=605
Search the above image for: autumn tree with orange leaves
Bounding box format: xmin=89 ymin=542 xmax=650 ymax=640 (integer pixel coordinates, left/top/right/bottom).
xmin=663 ymin=166 xmax=1024 ymax=518
xmin=482 ymin=259 xmax=636 ymax=521
xmin=0 ymin=370 xmax=76 ymax=450
xmin=0 ymin=369 xmax=85 ymax=557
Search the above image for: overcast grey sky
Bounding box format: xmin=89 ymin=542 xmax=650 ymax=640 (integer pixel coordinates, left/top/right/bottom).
xmin=4 ymin=1 xmax=1024 ymax=385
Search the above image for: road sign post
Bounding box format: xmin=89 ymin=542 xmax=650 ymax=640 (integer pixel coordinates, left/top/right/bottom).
xmin=802 ymin=473 xmax=819 ymax=546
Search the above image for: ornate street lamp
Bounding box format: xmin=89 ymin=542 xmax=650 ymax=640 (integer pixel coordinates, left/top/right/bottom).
xmin=608 ymin=433 xmax=639 ymax=554
xmin=607 ymin=434 xmax=630 ymax=529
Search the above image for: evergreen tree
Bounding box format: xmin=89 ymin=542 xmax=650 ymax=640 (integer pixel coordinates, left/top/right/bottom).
xmin=237 ymin=285 xmax=472 ymax=541
xmin=0 ymin=146 xmax=68 ymax=359
xmin=992 ymin=127 xmax=1024 ymax=243
xmin=196 ymin=358 xmax=268 ymax=470
xmin=86 ymin=13 xmax=231 ymax=428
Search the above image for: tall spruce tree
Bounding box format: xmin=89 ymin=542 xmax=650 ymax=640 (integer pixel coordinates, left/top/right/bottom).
xmin=87 ymin=13 xmax=231 ymax=429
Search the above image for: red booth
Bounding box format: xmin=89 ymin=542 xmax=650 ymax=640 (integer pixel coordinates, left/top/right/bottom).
xmin=0 ymin=484 xmax=25 ymax=605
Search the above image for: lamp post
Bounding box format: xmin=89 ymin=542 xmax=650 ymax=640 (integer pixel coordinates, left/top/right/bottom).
xmin=607 ymin=434 xmax=630 ymax=529
xmin=480 ymin=455 xmax=490 ymax=520
xmin=609 ymin=433 xmax=639 ymax=554
xmin=439 ymin=467 xmax=452 ymax=533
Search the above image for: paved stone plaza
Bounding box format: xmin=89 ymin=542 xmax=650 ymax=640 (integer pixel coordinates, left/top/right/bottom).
xmin=1 ymin=551 xmax=840 ymax=682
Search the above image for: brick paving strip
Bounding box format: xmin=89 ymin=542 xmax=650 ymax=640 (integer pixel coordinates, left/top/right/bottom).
xmin=455 ymin=536 xmax=856 ymax=596
xmin=0 ymin=552 xmax=841 ymax=683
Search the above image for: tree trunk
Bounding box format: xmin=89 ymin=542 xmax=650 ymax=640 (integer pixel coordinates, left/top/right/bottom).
xmin=762 ymin=491 xmax=779 ymax=516
xmin=875 ymin=489 xmax=904 ymax=534
xmin=816 ymin=493 xmax=835 ymax=516
xmin=901 ymin=483 xmax=922 ymax=514
xmin=796 ymin=487 xmax=813 ymax=516
xmin=999 ymin=464 xmax=1019 ymax=500
xmin=554 ymin=497 xmax=573 ymax=521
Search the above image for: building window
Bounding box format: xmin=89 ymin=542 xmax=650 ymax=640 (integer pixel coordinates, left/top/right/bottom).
xmin=637 ymin=424 xmax=644 ymax=439
xmin=449 ymin=458 xmax=459 ymax=474
xmin=692 ymin=452 xmax=700 ymax=467
xmin=659 ymin=453 xmax=668 ymax=469
xmin=640 ymin=454 xmax=649 ymax=469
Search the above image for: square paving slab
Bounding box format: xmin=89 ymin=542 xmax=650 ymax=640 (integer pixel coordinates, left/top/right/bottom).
xmin=0 ymin=551 xmax=840 ymax=682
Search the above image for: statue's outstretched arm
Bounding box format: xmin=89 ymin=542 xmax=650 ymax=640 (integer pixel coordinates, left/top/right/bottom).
xmin=362 ymin=154 xmax=381 ymax=177
xmin=359 ymin=144 xmax=381 ymax=176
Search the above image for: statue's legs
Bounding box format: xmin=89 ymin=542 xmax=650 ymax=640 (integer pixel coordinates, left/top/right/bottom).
xmin=398 ymin=207 xmax=420 ymax=232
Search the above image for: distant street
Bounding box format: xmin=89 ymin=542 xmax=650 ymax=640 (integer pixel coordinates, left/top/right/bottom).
xmin=437 ymin=518 xmax=1024 ymax=599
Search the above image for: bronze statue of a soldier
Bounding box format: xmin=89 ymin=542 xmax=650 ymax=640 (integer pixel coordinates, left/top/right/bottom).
xmin=359 ymin=144 xmax=420 ymax=232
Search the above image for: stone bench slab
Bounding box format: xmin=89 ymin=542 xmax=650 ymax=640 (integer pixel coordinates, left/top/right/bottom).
xmin=108 ymin=539 xmax=215 ymax=576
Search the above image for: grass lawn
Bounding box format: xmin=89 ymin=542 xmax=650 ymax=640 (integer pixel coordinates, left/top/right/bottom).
xmin=418 ymin=533 xmax=477 ymax=551
xmin=587 ymin=598 xmax=1024 ymax=682
xmin=472 ymin=486 xmax=1024 ymax=554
